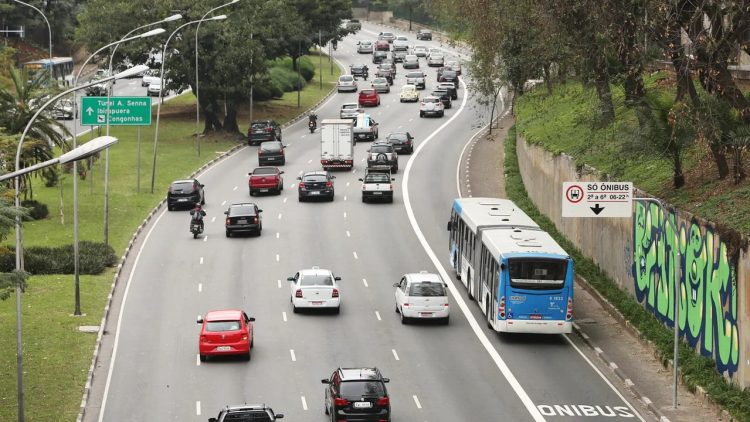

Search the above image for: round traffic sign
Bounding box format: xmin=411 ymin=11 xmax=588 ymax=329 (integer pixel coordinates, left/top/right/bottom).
xmin=565 ymin=184 xmax=583 ymax=203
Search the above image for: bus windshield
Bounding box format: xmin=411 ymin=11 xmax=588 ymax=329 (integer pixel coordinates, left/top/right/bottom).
xmin=508 ymin=259 xmax=566 ymax=290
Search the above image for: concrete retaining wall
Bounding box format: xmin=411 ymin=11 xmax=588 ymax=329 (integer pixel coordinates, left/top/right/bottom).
xmin=516 ymin=136 xmax=750 ymax=387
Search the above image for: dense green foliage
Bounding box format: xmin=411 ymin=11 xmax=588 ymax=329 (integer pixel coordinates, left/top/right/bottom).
xmin=0 ymin=241 xmax=117 ymax=275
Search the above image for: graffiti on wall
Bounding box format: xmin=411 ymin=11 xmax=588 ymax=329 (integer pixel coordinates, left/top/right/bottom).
xmin=632 ymin=202 xmax=739 ymax=375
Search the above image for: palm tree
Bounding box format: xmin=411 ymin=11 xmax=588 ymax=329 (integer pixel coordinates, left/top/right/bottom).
xmin=0 ymin=65 xmax=71 ymax=199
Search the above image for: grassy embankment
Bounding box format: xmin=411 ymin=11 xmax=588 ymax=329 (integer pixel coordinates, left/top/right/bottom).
xmin=0 ymin=51 xmax=340 ymax=421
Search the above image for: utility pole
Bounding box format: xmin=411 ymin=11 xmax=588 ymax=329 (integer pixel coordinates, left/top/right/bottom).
xmin=319 ymin=30 xmax=323 ymax=90
xmin=297 ymin=39 xmax=301 ymax=108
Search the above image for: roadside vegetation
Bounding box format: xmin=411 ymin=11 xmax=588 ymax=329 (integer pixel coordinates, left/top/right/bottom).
xmin=504 ymin=126 xmax=750 ymax=422
xmin=0 ymin=50 xmax=339 ymax=421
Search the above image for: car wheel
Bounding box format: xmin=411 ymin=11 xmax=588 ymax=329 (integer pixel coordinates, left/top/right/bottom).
xmin=199 ymin=354 xmax=207 ymax=362
xmin=333 ymin=306 xmax=340 ymax=315
xmin=201 ymin=195 xmax=205 ymax=205
xmin=328 ymin=195 xmax=334 ymax=202
xmin=419 ymin=112 xmax=424 ymax=118
xmin=395 ymin=304 xmax=400 ymax=313
xmin=362 ymin=196 xmax=367 ymax=203
xmin=299 ymin=195 xmax=305 ymax=202
xmin=292 ymin=304 xmax=299 ymax=314
xmin=226 ymin=231 xmax=231 ymax=238
xmin=400 ymin=99 xmax=403 ymax=103
xmin=325 ymin=404 xmax=329 ymax=415
xmin=249 ymin=189 xmax=254 ymax=196
xmin=400 ymin=308 xmax=408 ymax=324
xmin=440 ymin=111 xmax=445 ymax=117
xmin=443 ymin=316 xmax=450 ymax=325
xmin=167 ymin=204 xmax=173 ymax=211
xmin=393 ymin=166 xmax=398 ymax=174
xmin=377 ymin=100 xmax=380 ymax=106
xmin=244 ymin=350 xmax=251 ymax=361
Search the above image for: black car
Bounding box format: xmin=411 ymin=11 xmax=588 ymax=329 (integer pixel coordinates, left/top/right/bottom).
xmin=431 ymin=89 xmax=452 ymax=109
xmin=258 ymin=141 xmax=286 ymax=166
xmin=322 ymin=367 xmax=391 ymax=422
xmin=208 ymin=404 xmax=284 ymax=422
xmin=350 ymin=63 xmax=369 ymax=79
xmin=437 ymin=82 xmax=458 ymax=100
xmin=438 ymin=68 xmax=459 ymax=84
xmin=224 ymin=203 xmax=263 ymax=237
xmin=167 ymin=179 xmax=205 ymax=211
xmin=372 ymin=51 xmax=388 ymax=64
xmin=298 ymin=171 xmax=335 ymax=202
xmin=248 ymin=120 xmax=281 ymax=145
xmin=367 ymin=142 xmax=398 ymax=173
xmin=386 ymin=132 xmax=414 ymax=154
xmin=416 ymin=29 xmax=432 ymax=40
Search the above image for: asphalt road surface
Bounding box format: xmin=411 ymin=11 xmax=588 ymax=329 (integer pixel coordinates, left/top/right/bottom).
xmin=88 ymin=22 xmax=651 ymax=422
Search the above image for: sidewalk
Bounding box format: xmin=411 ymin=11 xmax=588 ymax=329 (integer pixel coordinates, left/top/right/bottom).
xmin=465 ymin=112 xmax=725 ymax=422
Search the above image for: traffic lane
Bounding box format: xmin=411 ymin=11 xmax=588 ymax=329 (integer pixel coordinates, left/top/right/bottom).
xmin=405 ymin=95 xmax=646 ymax=419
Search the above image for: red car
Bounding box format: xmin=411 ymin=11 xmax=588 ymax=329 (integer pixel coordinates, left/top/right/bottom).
xmin=197 ymin=309 xmax=255 ymax=361
xmin=374 ymin=39 xmax=390 ymax=51
xmin=248 ymin=166 xmax=284 ymax=195
xmin=358 ymin=89 xmax=381 ymax=107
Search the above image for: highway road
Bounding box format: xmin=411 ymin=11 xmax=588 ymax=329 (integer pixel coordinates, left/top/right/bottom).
xmin=86 ymin=22 xmax=651 ymax=422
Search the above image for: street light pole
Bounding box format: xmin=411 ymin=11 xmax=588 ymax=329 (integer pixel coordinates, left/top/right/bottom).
xmin=8 ymin=70 xmax=134 ymax=422
xmin=103 ymin=16 xmax=181 ymax=248
xmin=196 ymin=0 xmax=239 ymax=156
xmin=151 ymin=15 xmax=228 ymax=194
xmin=71 ymin=33 xmax=163 ymax=317
xmin=319 ymin=30 xmax=323 ymax=90
xmin=11 ymin=0 xmax=52 ymax=86
xmin=297 ymin=39 xmax=301 ymax=108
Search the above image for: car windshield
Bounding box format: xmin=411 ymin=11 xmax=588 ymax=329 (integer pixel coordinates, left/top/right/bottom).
xmin=443 ymin=70 xmax=457 ymax=77
xmin=371 ymin=145 xmax=392 ymax=153
xmin=303 ymin=175 xmax=327 ymax=182
xmin=253 ymin=168 xmax=277 ymax=175
xmin=229 ymin=205 xmax=256 ymax=216
xmin=409 ymin=282 xmax=446 ymax=297
xmin=380 ymin=64 xmax=392 ymax=69
xmin=205 ymin=320 xmax=241 ymax=332
xmin=373 ymin=78 xmax=387 ymax=84
xmin=365 ymin=173 xmax=390 ymax=183
xmin=170 ymin=182 xmax=193 ymax=191
xmin=260 ymin=143 xmax=281 ymax=151
xmin=340 ymin=76 xmax=353 ymax=82
xmin=340 ymin=381 xmax=385 ymax=397
xmin=300 ymin=274 xmax=334 ymax=286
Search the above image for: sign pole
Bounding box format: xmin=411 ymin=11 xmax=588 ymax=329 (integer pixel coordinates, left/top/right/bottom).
xmin=136 ymin=127 xmax=141 ymax=193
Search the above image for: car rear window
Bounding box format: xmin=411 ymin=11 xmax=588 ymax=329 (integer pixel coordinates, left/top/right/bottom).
xmin=260 ymin=142 xmax=281 ymax=151
xmin=342 ymin=104 xmax=358 ymax=110
xmin=409 ymin=282 xmax=446 ymax=297
xmin=229 ymin=205 xmax=257 ymax=216
xmin=365 ymin=173 xmax=390 ymax=183
xmin=300 ymin=274 xmax=334 ymax=286
xmin=222 ymin=410 xmax=273 ymax=421
xmin=340 ymin=381 xmax=385 ymax=397
xmin=303 ymin=175 xmax=327 ymax=182
xmin=170 ymin=182 xmax=193 ymax=191
xmin=340 ymin=75 xmax=353 ymax=82
xmin=373 ymin=78 xmax=387 ymax=84
xmin=253 ymin=168 xmax=277 ymax=175
xmin=360 ymin=90 xmax=375 ymax=95
xmin=388 ymin=133 xmax=407 ymax=141
xmin=206 ymin=320 xmax=240 ymax=332
xmin=371 ymin=145 xmax=392 ymax=153
xmin=251 ymin=122 xmax=270 ymax=129
xmin=406 ymin=72 xmax=423 ymax=78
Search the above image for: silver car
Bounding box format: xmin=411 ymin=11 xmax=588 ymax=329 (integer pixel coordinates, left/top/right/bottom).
xmin=340 ymin=102 xmax=362 ymax=119
xmin=427 ymin=53 xmax=445 ymax=67
xmin=403 ymin=55 xmax=419 ymax=69
xmin=371 ymin=78 xmax=390 ymax=93
xmin=357 ymin=41 xmax=373 ymax=54
xmin=405 ymin=71 xmax=426 ymax=90
xmin=412 ymin=46 xmax=428 ymax=57
xmin=337 ymin=75 xmax=358 ymax=93
xmin=378 ymin=31 xmax=396 ymax=43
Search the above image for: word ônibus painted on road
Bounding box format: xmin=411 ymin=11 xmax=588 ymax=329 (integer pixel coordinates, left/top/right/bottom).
xmin=537 ymin=404 xmax=635 ymax=418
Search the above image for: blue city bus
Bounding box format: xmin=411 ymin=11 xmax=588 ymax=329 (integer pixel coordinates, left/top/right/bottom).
xmin=447 ymin=198 xmax=540 ymax=299
xmin=22 ymin=57 xmax=74 ymax=87
xmin=447 ymin=197 xmax=574 ymax=334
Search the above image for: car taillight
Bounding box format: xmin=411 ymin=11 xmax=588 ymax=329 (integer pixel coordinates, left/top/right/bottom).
xmin=299 ymin=182 xmax=306 ymax=190
xmin=566 ymin=298 xmax=573 ymax=320
xmin=295 ymin=289 xmax=303 ymax=298
xmin=499 ymin=296 xmax=506 ymax=319
xmin=326 ymin=181 xmax=333 ymax=187
xmin=225 ymin=218 xmax=231 ymax=225
xmin=241 ymin=335 xmax=248 ymax=341
xmin=321 ymin=160 xmax=328 ymax=164
xmin=200 ymin=335 xmax=207 ymax=343
xmin=376 ymin=397 xmax=390 ymax=406
xmin=257 ymin=149 xmax=261 ymax=155
xmin=334 ymin=398 xmax=349 ymax=407
xmin=403 ymin=303 xmax=409 ymax=307
xmin=332 ymin=288 xmax=339 ymax=298
xmin=266 ymin=127 xmax=273 ymax=132
xmin=253 ymin=217 xmax=259 ymax=224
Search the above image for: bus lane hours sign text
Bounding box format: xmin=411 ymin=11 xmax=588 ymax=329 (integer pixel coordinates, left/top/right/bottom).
xmin=562 ymin=182 xmax=633 ymax=218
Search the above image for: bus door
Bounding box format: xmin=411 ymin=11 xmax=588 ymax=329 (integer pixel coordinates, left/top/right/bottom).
xmin=506 ymin=258 xmax=569 ymax=322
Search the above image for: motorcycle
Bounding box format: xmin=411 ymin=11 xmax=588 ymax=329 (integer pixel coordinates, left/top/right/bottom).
xmin=308 ymin=118 xmax=317 ymax=133
xmin=190 ymin=220 xmax=203 ymax=239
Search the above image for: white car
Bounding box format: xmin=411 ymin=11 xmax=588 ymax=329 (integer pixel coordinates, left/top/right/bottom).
xmin=392 ymin=36 xmax=409 ymax=51
xmin=288 ymin=267 xmax=341 ymax=314
xmin=359 ymin=168 xmax=394 ymax=203
xmin=427 ymin=53 xmax=445 ymax=67
xmin=340 ymin=102 xmax=362 ymax=119
xmin=419 ymin=96 xmax=445 ymax=118
xmin=357 ymin=41 xmax=373 ymax=54
xmin=147 ymin=80 xmax=166 ymax=97
xmin=337 ymin=75 xmax=358 ymax=93
xmin=399 ymin=84 xmax=419 ymax=103
xmin=394 ymin=271 xmax=450 ymax=324
xmin=51 ymin=98 xmax=75 ymax=120
xmin=412 ymin=45 xmax=428 ymax=57
xmin=141 ymin=69 xmax=161 ymax=87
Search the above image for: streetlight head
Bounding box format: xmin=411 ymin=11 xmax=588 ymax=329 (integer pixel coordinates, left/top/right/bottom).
xmin=163 ymin=14 xmax=183 ymax=22
xmin=140 ymin=28 xmax=166 ymax=38
xmin=59 ymin=136 xmax=118 ymax=164
xmin=211 ymin=14 xmax=228 ymax=21
xmin=230 ymin=0 xmax=240 ymax=4
xmin=114 ymin=64 xmax=149 ymax=79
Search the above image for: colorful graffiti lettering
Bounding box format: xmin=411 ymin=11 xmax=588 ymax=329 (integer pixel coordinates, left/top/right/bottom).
xmin=632 ymin=202 xmax=739 ymax=375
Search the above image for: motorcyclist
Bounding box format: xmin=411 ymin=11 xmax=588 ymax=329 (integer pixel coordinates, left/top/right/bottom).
xmin=332 ymin=39 xmax=338 ymax=51
xmin=308 ymin=113 xmax=318 ymax=127
xmin=189 ymin=203 xmax=206 ymax=231
xmin=362 ymin=65 xmax=369 ymax=81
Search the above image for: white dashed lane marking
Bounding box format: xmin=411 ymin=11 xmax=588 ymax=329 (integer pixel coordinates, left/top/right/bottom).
xmin=203 ymin=235 xmax=208 ymax=242
xmin=196 ymin=400 xmax=201 ymax=415
xmin=276 ymin=232 xmax=280 ymax=239
xmin=308 ymin=159 xmax=312 ymax=163
xmin=301 ymin=396 xmax=308 ymax=411
xmin=282 ymin=311 xmax=287 ymax=322
xmin=199 ymin=257 xmax=204 ymax=265
xmin=290 ymin=349 xmax=296 ymax=362
xmin=211 ymin=216 xmax=216 ymax=223
xmin=392 ymin=349 xmax=400 ymax=361
xmin=198 ymin=283 xmax=202 ymax=292
xmin=276 ymin=254 xmax=280 ymax=262
xmin=233 ymin=186 xmax=238 ymax=191
xmin=278 ymin=213 xmax=282 ymax=220
xmin=196 ymin=354 xmax=201 ymax=366
xmin=221 ymin=201 xmax=226 ymax=206
xmin=346 ymin=230 xmax=351 ymax=237
xmin=362 ymin=278 xmax=368 ymax=287
xmin=375 ymin=311 xmax=381 ymax=321
xmin=413 ymin=395 xmax=422 ymax=409
xmin=283 ymin=197 xmax=288 ymax=203
xmin=277 ymin=279 xmax=282 ymax=288
xmin=353 ymin=251 xmax=358 ymax=259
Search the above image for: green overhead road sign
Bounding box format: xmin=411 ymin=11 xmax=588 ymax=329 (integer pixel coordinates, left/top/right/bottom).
xmin=80 ymin=96 xmax=152 ymax=126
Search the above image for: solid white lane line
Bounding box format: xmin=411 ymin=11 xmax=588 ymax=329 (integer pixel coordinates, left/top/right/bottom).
xmin=277 ymin=279 xmax=282 ymax=288
xmin=392 ymin=349 xmax=400 ymax=361
xmin=375 ymin=311 xmax=382 ymax=321
xmin=233 ymin=186 xmax=238 ymax=191
xmin=276 ymin=254 xmax=280 ymax=262
xmin=290 ymin=349 xmax=296 ymax=362
xmin=413 ymin=395 xmax=422 ymax=409
xmin=211 ymin=216 xmax=216 ymax=223
xmin=282 ymin=311 xmax=288 ymax=322
xmin=301 ymin=396 xmax=308 ymax=411
xmin=221 ymin=200 xmax=226 ymax=206
xmin=402 ymin=78 xmax=545 ymax=422
xmin=353 ymin=251 xmax=358 ymax=259
xmin=198 ymin=283 xmax=202 ymax=292
xmin=196 ymin=354 xmax=201 ymax=366
xmin=203 ymin=235 xmax=208 ymax=242
xmin=200 ymin=257 xmax=204 ymax=265
xmin=196 ymin=401 xmax=201 ymax=415
xmin=346 ymin=230 xmax=351 ymax=237
xmin=362 ymin=278 xmax=368 ymax=287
